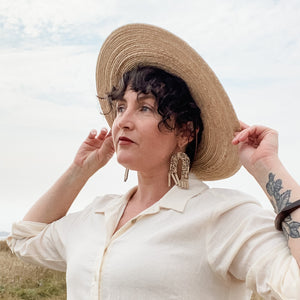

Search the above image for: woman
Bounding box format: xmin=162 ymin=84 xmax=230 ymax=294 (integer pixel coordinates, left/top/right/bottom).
xmin=7 ymin=24 xmax=300 ymax=299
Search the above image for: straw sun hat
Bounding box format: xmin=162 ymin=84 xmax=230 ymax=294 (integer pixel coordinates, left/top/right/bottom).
xmin=96 ymin=23 xmax=241 ymax=181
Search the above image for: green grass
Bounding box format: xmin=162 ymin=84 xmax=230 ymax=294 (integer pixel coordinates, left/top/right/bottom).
xmin=0 ymin=240 xmax=66 ymax=299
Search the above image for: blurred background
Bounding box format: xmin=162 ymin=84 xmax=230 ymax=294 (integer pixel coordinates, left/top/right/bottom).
xmin=1 ymin=0 xmax=300 ymax=233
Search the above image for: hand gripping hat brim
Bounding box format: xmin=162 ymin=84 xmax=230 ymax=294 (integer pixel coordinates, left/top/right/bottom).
xmin=96 ymin=23 xmax=241 ymax=180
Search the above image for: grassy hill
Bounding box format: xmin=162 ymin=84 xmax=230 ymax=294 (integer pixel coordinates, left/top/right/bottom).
xmin=0 ymin=240 xmax=66 ymax=299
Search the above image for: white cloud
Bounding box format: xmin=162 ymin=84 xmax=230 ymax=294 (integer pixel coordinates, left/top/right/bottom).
xmin=0 ymin=46 xmax=98 ymax=106
xmin=1 ymin=0 xmax=300 ymax=230
xmin=0 ymin=0 xmax=116 ymax=34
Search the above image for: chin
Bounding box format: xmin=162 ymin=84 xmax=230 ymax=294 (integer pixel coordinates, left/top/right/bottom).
xmin=116 ymin=156 xmax=137 ymax=170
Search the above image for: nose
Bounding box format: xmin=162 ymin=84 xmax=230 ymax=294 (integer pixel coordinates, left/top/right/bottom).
xmin=115 ymin=107 xmax=134 ymax=130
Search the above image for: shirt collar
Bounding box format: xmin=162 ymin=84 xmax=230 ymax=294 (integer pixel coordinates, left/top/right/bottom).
xmin=157 ymin=173 xmax=208 ymax=212
xmin=93 ymin=187 xmax=136 ymax=214
xmin=94 ymin=173 xmax=208 ymax=214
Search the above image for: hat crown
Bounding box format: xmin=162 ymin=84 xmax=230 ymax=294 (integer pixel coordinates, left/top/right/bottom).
xmin=96 ymin=23 xmax=241 ymax=180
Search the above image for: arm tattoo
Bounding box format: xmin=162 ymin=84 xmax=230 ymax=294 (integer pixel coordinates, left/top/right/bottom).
xmin=266 ymin=173 xmax=300 ymax=240
xmin=282 ymin=216 xmax=300 ymax=239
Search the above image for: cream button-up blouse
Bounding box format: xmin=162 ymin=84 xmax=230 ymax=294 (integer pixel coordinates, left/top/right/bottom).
xmin=7 ymin=175 xmax=300 ymax=299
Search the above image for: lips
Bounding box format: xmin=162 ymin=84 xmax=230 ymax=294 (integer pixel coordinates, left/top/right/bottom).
xmin=118 ymin=136 xmax=134 ymax=145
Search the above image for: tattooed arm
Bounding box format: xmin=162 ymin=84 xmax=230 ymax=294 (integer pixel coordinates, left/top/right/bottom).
xmin=232 ymin=122 xmax=300 ymax=266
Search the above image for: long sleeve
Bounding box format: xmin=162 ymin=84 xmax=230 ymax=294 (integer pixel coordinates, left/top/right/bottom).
xmin=7 ymin=219 xmax=67 ymax=272
xmin=206 ymin=188 xmax=300 ymax=299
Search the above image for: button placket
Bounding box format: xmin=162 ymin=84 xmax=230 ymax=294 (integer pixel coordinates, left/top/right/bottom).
xmin=97 ymin=202 xmax=163 ymax=299
xmin=97 ymin=218 xmax=138 ymax=299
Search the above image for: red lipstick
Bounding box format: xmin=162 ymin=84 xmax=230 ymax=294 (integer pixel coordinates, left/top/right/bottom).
xmin=118 ymin=136 xmax=134 ymax=145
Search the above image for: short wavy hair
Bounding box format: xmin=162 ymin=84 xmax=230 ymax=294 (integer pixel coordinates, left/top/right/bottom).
xmin=106 ymin=66 xmax=204 ymax=166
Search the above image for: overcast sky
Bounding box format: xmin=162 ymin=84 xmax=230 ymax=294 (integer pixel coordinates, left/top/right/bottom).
xmin=1 ymin=0 xmax=300 ymax=232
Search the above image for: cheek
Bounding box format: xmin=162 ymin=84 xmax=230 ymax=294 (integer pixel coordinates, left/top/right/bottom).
xmin=147 ymin=131 xmax=178 ymax=154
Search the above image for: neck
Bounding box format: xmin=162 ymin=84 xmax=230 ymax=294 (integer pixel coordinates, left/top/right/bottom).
xmin=132 ymin=167 xmax=173 ymax=208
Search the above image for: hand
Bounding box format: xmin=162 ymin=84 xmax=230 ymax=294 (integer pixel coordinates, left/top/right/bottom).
xmin=73 ymin=128 xmax=115 ymax=175
xmin=232 ymin=121 xmax=279 ymax=175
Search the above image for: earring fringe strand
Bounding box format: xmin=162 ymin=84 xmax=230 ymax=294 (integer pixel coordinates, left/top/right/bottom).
xmin=124 ymin=168 xmax=129 ymax=182
xmin=168 ymin=152 xmax=190 ymax=189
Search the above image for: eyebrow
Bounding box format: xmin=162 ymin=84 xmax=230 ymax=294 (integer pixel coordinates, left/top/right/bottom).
xmin=136 ymin=93 xmax=156 ymax=101
xmin=117 ymin=93 xmax=156 ymax=102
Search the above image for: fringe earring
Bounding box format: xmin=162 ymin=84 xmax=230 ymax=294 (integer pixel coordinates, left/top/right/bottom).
xmin=124 ymin=168 xmax=129 ymax=182
xmin=168 ymin=152 xmax=190 ymax=189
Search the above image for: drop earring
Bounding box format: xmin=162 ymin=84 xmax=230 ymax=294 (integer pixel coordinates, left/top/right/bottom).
xmin=124 ymin=168 xmax=129 ymax=182
xmin=168 ymin=152 xmax=190 ymax=189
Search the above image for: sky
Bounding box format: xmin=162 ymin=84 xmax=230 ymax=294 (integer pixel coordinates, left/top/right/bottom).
xmin=1 ymin=0 xmax=300 ymax=232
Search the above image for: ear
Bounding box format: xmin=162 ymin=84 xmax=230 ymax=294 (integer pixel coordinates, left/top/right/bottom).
xmin=176 ymin=122 xmax=195 ymax=149
xmin=177 ymin=135 xmax=189 ymax=150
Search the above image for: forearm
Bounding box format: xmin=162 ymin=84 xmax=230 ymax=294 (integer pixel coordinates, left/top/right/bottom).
xmin=23 ymin=163 xmax=90 ymax=223
xmin=252 ymin=158 xmax=300 ymax=265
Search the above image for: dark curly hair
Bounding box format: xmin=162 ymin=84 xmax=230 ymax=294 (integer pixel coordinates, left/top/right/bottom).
xmin=106 ymin=66 xmax=204 ymax=166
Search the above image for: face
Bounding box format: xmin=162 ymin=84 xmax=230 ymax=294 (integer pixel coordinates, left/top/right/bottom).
xmin=112 ymin=88 xmax=181 ymax=174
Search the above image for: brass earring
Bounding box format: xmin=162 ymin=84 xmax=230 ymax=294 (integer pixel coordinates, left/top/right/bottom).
xmin=168 ymin=152 xmax=190 ymax=189
xmin=124 ymin=168 xmax=129 ymax=182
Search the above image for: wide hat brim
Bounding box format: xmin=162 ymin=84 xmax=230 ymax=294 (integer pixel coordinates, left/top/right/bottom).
xmin=96 ymin=23 xmax=241 ymax=180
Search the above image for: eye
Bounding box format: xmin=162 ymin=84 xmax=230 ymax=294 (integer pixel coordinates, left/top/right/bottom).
xmin=116 ymin=103 xmax=126 ymax=113
xmin=140 ymin=105 xmax=152 ymax=112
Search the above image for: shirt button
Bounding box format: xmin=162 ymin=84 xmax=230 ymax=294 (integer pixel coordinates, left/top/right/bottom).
xmin=131 ymin=219 xmax=137 ymax=224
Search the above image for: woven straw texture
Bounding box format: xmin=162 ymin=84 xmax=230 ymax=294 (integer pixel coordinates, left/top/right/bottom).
xmin=96 ymin=23 xmax=241 ymax=180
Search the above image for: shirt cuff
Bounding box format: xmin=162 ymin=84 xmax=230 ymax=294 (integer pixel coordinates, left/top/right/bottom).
xmin=7 ymin=220 xmax=48 ymax=251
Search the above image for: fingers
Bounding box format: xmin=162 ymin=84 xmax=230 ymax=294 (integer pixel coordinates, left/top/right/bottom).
xmin=88 ymin=129 xmax=98 ymax=139
xmin=232 ymin=123 xmax=249 ymax=145
xmin=93 ymin=128 xmax=115 ymax=161
xmin=232 ymin=124 xmax=271 ymax=145
xmin=233 ymin=126 xmax=254 ymax=143
xmin=232 ymin=125 xmax=254 ymax=145
xmin=233 ymin=120 xmax=249 ymax=139
xmin=87 ymin=128 xmax=110 ymax=141
xmin=239 ymin=120 xmax=250 ymax=130
xmin=102 ymin=133 xmax=115 ymax=157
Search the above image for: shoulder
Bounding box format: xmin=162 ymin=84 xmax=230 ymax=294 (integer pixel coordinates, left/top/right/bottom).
xmin=54 ymin=193 xmax=122 ymax=230
xmin=91 ymin=193 xmax=122 ymax=211
xmin=71 ymin=193 xmax=122 ymax=217
xmin=188 ymin=179 xmax=274 ymax=220
xmin=200 ymin=186 xmax=277 ymax=231
xmin=188 ymin=174 xmax=260 ymax=207
xmin=189 ymin=176 xmax=261 ymax=209
xmin=205 ymin=187 xmax=261 ymax=206
xmin=200 ymin=183 xmax=261 ymax=207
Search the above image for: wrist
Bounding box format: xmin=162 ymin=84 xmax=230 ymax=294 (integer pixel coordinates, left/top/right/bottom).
xmin=67 ymin=162 xmax=92 ymax=183
xmin=275 ymin=200 xmax=300 ymax=230
xmin=251 ymin=156 xmax=283 ymax=182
